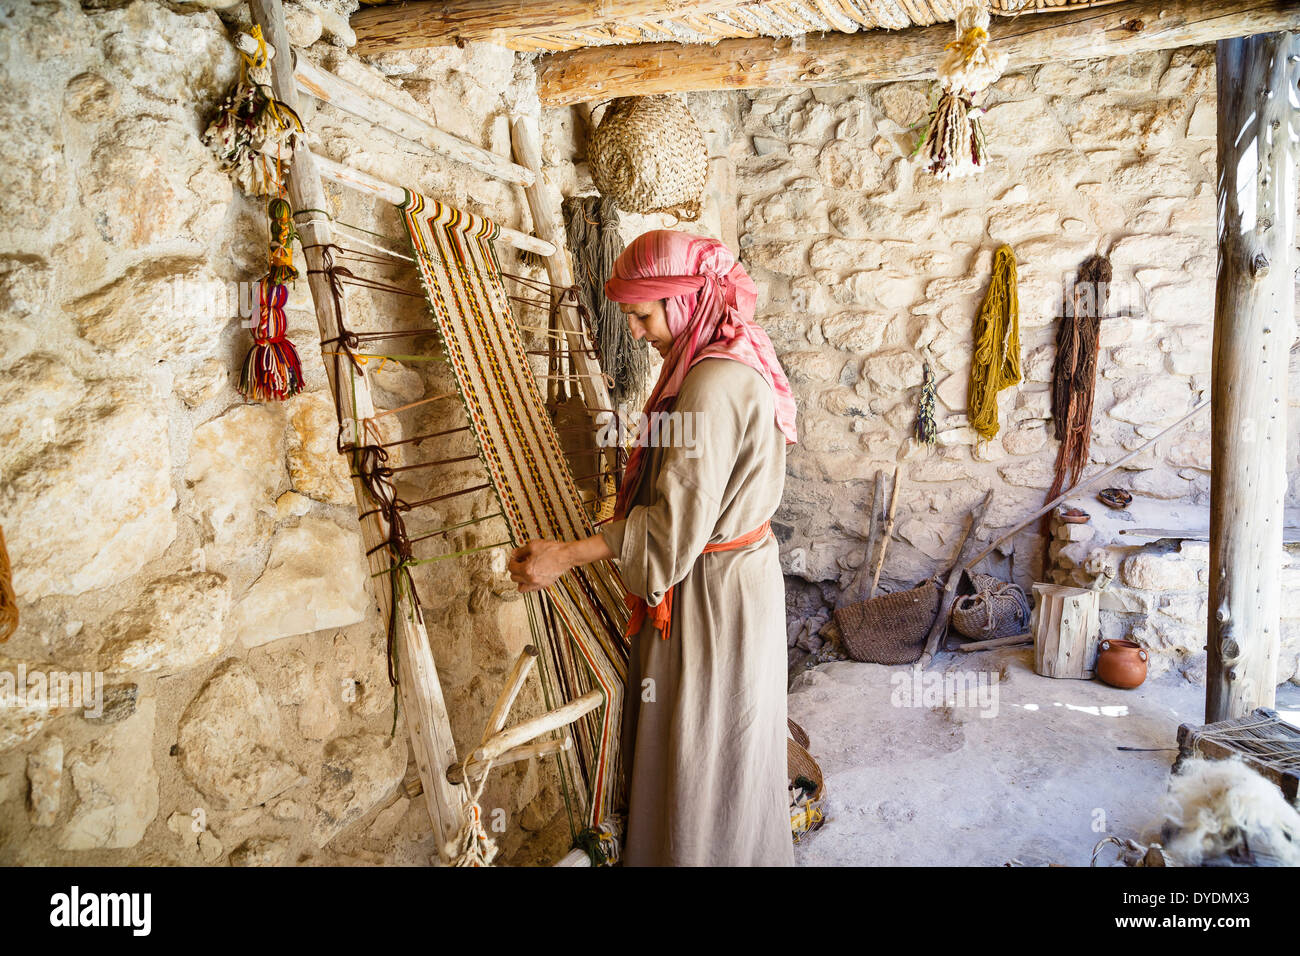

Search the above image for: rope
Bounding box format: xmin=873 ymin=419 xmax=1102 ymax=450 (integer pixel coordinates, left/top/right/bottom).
xmin=967 ymin=244 xmax=1021 ymax=441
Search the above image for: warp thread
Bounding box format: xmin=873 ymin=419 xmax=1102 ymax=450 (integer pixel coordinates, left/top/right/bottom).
xmin=562 ymin=195 xmax=648 ymax=410
xmin=967 ymin=245 xmax=1021 ymax=441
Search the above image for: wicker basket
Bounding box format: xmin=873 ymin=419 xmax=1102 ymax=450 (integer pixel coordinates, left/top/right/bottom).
xmin=951 ymin=571 xmax=1031 ymax=640
xmin=787 ymin=718 xmax=825 ymax=839
xmin=588 ymin=96 xmax=708 ymax=221
xmin=833 ymin=581 xmax=941 ymax=665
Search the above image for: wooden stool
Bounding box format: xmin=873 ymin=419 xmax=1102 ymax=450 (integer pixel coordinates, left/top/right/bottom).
xmin=1031 ymin=584 xmax=1101 ymax=679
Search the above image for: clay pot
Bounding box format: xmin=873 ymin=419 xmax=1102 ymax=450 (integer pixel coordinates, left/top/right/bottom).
xmin=1059 ymin=507 xmax=1090 ymax=524
xmin=1097 ymin=639 xmax=1148 ymax=689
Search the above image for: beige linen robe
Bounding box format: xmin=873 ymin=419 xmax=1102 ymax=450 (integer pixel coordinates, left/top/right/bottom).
xmin=600 ymin=357 xmax=793 ymax=867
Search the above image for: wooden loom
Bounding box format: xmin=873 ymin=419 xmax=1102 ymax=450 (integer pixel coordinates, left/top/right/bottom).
xmin=249 ymin=0 xmax=625 ymax=865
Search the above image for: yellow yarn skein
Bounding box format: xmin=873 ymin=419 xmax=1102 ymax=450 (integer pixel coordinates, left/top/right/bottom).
xmin=968 ymin=245 xmax=1021 ymax=440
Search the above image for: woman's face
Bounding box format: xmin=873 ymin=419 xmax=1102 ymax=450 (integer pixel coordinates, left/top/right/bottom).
xmin=620 ymin=300 xmax=672 ymax=357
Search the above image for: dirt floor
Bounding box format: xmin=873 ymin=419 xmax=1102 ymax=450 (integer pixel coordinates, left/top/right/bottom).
xmin=788 ymin=647 xmax=1300 ymax=866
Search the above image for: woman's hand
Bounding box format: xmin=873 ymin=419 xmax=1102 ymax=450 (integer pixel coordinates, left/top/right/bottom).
xmin=508 ymin=540 xmax=574 ymax=592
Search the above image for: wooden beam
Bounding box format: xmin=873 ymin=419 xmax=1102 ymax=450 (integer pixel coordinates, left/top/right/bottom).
xmin=248 ymin=0 xmax=466 ymax=860
xmin=307 ymin=150 xmax=556 ymax=256
xmin=1206 ymin=30 xmax=1298 ymax=723
xmin=292 ymin=53 xmax=535 ymax=186
xmin=538 ymin=0 xmax=1300 ymax=106
xmin=352 ymin=0 xmax=754 ymax=54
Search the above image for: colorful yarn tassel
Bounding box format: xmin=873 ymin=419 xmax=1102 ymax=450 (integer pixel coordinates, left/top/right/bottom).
xmin=239 ymin=278 xmax=304 ymax=401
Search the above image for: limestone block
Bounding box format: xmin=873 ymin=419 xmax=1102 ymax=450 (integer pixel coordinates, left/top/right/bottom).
xmin=1121 ymin=553 xmax=1201 ymax=592
xmin=186 ymin=404 xmax=285 ymax=554
xmin=66 ymin=258 xmax=233 ymax=370
xmin=2 ymin=386 xmax=176 ymax=600
xmin=856 ymin=350 xmax=922 ymax=396
xmin=998 ymin=458 xmax=1055 ymax=489
xmin=287 ymin=390 xmax=354 ymax=505
xmin=59 ymin=699 xmax=159 ymax=850
xmin=820 ymin=311 xmax=885 ymax=354
xmin=310 ymin=732 xmax=408 ymax=847
xmin=176 ymin=660 xmax=303 ymax=810
xmin=98 ymin=571 xmax=231 ymax=676
xmin=26 ymin=736 xmax=63 ymax=827
xmin=229 ymin=517 xmax=370 ymax=648
xmin=1002 ymin=422 xmax=1047 ymax=456
xmin=78 ymin=115 xmax=231 ymax=251
xmin=97 ymin=0 xmax=238 ymax=104
xmin=1107 ymin=377 xmax=1192 ymax=426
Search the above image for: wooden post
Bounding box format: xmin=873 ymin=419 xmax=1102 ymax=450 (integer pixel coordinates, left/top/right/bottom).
xmin=1207 ymin=31 xmax=1299 ymax=722
xmin=247 ymin=0 xmax=466 ymax=858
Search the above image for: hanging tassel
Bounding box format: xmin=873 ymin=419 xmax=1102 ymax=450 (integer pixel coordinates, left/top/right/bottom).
xmin=915 ymin=360 xmax=938 ymax=447
xmin=203 ymin=26 xmax=302 ymax=197
xmin=968 ymin=245 xmax=1021 ymax=441
xmin=239 ymin=278 xmax=304 ymax=402
xmin=914 ymin=3 xmax=1006 ymax=180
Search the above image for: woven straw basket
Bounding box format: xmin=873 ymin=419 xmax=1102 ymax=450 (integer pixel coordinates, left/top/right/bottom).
xmin=951 ymin=571 xmax=1031 ymax=640
xmin=833 ymin=581 xmax=941 ymax=665
xmin=588 ymin=96 xmax=708 ymax=221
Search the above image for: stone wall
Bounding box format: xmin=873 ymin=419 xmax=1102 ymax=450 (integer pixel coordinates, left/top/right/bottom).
xmin=0 ymin=0 xmax=569 ymax=865
xmin=721 ymin=50 xmax=1300 ymax=678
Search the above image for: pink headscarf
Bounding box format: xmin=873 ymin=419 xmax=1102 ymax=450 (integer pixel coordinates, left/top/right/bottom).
xmin=604 ymin=229 xmax=797 ymax=518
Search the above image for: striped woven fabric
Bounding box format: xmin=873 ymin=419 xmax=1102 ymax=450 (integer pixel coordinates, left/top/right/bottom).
xmin=399 ymin=190 xmax=629 ymax=830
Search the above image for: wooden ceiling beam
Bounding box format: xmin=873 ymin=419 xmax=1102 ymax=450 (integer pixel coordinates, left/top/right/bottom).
xmin=538 ymin=0 xmax=1300 ymax=106
xmin=352 ymin=0 xmax=760 ymax=54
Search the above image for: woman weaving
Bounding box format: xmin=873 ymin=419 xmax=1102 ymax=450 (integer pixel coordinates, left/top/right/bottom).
xmin=508 ymin=229 xmax=797 ymax=866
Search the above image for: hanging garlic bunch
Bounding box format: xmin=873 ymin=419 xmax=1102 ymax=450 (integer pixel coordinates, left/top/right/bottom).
xmin=916 ymin=2 xmax=1007 ymax=180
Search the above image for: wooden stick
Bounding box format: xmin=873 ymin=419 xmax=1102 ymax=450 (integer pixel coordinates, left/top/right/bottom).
xmin=917 ymin=401 xmax=1211 ymax=670
xmin=537 ymin=0 xmax=1300 ymax=106
xmin=483 ymin=645 xmax=538 ymax=739
xmin=474 ymin=689 xmax=604 ymax=762
xmin=956 ymin=633 xmax=1032 ymax=653
xmin=247 ymin=0 xmax=465 ymax=860
xmin=918 ymin=490 xmax=994 ymax=667
xmin=1207 ymin=33 xmax=1297 ymax=722
xmin=447 ymin=735 xmax=571 ymax=784
xmin=868 ymin=466 xmax=904 ymax=599
xmin=850 ymin=469 xmax=884 ymax=601
xmin=292 ymin=53 xmax=535 ymax=186
xmin=309 ymin=150 xmax=556 ymax=256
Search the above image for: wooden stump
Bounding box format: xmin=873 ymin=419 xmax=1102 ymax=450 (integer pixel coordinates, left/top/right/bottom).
xmin=1032 ymin=584 xmax=1101 ymax=679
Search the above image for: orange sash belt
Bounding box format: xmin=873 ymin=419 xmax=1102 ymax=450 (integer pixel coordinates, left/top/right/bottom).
xmin=624 ymin=519 xmax=773 ymax=640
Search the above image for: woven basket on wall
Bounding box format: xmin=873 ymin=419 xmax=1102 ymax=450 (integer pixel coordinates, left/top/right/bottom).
xmin=833 ymin=581 xmax=941 ymax=666
xmin=588 ymin=96 xmax=708 ymax=221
